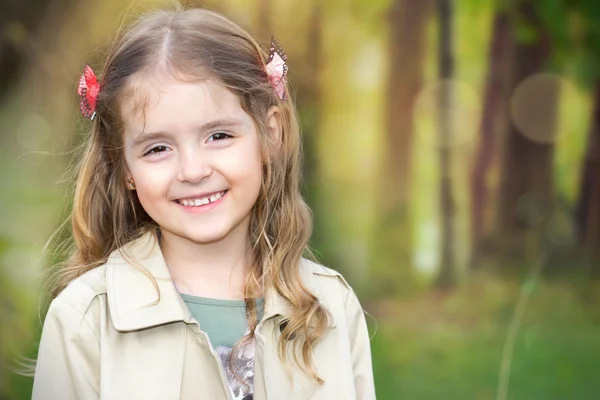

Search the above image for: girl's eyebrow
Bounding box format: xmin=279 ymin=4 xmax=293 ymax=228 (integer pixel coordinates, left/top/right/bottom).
xmin=130 ymin=117 xmax=244 ymax=147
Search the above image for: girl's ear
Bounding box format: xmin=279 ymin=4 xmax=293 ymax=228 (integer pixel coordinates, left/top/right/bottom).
xmin=124 ymin=169 xmax=136 ymax=190
xmin=266 ymin=106 xmax=283 ymax=146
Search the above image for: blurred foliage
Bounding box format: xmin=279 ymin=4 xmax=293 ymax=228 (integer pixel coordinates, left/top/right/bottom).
xmin=0 ymin=0 xmax=74 ymax=99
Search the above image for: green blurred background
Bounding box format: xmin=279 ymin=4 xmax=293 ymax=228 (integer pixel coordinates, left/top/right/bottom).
xmin=2 ymin=0 xmax=600 ymax=399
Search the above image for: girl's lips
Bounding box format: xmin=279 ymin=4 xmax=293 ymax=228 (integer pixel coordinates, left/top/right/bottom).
xmin=174 ymin=190 xmax=228 ymax=213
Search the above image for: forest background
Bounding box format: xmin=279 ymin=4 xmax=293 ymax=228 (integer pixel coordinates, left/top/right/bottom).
xmin=1 ymin=0 xmax=600 ymax=399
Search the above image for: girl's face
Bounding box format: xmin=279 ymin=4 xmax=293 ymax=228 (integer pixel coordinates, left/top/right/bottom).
xmin=121 ymin=77 xmax=264 ymax=247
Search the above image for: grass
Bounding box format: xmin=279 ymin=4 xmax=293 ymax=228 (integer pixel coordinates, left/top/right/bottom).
xmin=369 ymin=275 xmax=600 ymax=400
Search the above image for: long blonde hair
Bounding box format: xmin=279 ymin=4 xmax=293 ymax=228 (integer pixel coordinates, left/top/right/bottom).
xmin=49 ymin=6 xmax=330 ymax=384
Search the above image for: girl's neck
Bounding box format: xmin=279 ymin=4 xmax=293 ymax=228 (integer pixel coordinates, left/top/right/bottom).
xmin=158 ymin=228 xmax=251 ymax=301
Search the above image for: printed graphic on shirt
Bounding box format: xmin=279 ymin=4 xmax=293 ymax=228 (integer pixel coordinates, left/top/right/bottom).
xmin=215 ymin=336 xmax=256 ymax=400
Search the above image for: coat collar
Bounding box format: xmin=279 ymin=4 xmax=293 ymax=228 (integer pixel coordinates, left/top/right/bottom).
xmin=106 ymin=230 xmax=311 ymax=332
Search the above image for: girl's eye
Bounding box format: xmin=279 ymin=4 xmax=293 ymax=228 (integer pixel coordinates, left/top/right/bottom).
xmin=207 ymin=132 xmax=232 ymax=142
xmin=144 ymin=145 xmax=170 ymax=156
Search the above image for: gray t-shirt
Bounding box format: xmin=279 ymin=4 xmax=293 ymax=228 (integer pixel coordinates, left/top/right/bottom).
xmin=180 ymin=294 xmax=264 ymax=400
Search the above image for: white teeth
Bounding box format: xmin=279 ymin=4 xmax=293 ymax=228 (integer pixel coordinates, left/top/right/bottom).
xmin=179 ymin=191 xmax=226 ymax=207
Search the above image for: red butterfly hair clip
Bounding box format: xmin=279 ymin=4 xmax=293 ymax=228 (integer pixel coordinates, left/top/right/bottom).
xmin=265 ymin=36 xmax=288 ymax=101
xmin=77 ymin=64 xmax=100 ymax=120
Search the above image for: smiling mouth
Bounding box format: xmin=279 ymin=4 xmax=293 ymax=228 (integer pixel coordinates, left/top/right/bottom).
xmin=175 ymin=190 xmax=228 ymax=207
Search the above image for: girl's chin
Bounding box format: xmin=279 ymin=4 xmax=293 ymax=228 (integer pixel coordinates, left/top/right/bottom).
xmin=159 ymin=227 xmax=231 ymax=245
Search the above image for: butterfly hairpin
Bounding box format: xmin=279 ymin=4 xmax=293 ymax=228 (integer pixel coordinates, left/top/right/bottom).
xmin=265 ymin=36 xmax=288 ymax=101
xmin=78 ymin=64 xmax=100 ymax=120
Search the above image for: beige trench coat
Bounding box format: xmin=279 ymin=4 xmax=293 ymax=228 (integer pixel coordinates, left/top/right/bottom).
xmin=32 ymin=232 xmax=376 ymax=399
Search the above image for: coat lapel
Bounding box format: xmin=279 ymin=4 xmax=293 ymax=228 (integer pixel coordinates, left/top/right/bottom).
xmin=256 ymin=259 xmax=339 ymax=399
xmin=105 ymin=230 xmax=194 ymax=331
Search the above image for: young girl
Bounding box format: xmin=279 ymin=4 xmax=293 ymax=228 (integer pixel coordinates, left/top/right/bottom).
xmin=32 ymin=7 xmax=375 ymax=400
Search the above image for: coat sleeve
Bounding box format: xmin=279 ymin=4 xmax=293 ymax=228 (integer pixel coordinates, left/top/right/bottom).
xmin=345 ymin=287 xmax=376 ymax=400
xmin=32 ymin=297 xmax=100 ymax=400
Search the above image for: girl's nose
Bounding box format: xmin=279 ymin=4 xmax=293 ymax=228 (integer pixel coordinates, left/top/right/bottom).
xmin=177 ymin=148 xmax=212 ymax=184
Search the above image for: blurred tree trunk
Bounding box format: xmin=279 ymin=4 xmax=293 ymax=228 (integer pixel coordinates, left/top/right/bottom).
xmin=575 ymin=79 xmax=600 ymax=269
xmin=256 ymin=0 xmax=272 ymax=43
xmin=470 ymin=10 xmax=513 ymax=269
xmin=0 ymin=0 xmax=72 ymax=101
xmin=373 ymin=0 xmax=432 ymax=294
xmin=495 ymin=1 xmax=556 ymax=263
xmin=295 ymin=3 xmax=323 ymax=238
xmin=434 ymin=0 xmax=456 ymax=288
